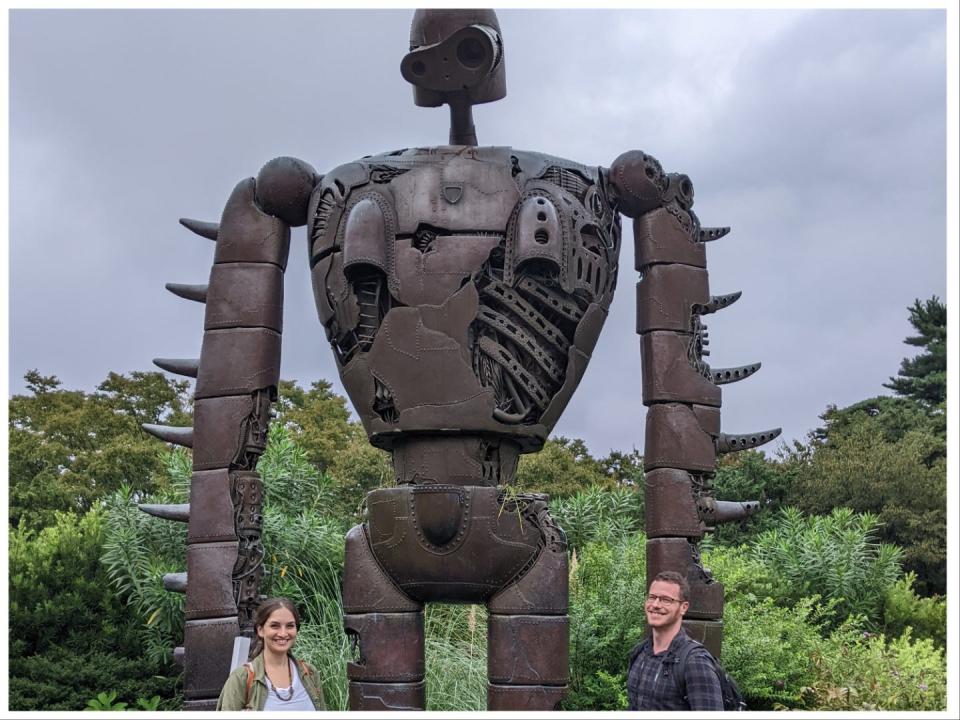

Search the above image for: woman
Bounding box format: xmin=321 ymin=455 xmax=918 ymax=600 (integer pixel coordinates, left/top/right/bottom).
xmin=216 ymin=597 xmax=326 ymax=711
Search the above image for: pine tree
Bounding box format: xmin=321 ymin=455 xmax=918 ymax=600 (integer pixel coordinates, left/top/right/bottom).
xmin=884 ymin=296 xmax=946 ymax=405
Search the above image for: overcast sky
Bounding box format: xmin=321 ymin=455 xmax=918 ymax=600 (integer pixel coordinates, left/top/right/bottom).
xmin=8 ymin=8 xmax=949 ymax=460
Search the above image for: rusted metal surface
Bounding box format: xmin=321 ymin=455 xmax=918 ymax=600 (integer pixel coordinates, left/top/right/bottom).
xmin=487 ymin=614 xmax=569 ymax=685
xmin=142 ymin=7 xmax=775 ymax=710
xmin=348 ymin=681 xmax=426 ymax=711
xmin=343 ymin=612 xmax=426 ymax=682
xmin=618 ymin=139 xmax=778 ymax=656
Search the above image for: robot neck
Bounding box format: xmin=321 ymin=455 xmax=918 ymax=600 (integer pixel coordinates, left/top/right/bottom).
xmin=448 ymin=95 xmax=478 ymax=146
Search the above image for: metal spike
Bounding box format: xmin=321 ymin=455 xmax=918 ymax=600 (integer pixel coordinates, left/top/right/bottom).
xmin=138 ymin=503 xmax=190 ymax=522
xmin=179 ymin=217 xmax=219 ymax=240
xmin=165 ymin=283 xmax=208 ymax=303
xmin=163 ymin=572 xmax=188 ymax=593
xmin=716 ymin=428 xmax=782 ymax=453
xmin=698 ymin=291 xmax=742 ymax=314
xmin=153 ymin=357 xmax=200 ymax=378
xmin=699 ymin=226 xmax=731 ymax=242
xmin=712 ymin=363 xmax=762 ymax=385
xmin=142 ymin=423 xmax=193 ymax=448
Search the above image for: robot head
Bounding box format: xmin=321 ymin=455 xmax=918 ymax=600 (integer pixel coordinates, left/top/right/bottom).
xmin=401 ymin=9 xmax=506 ymax=108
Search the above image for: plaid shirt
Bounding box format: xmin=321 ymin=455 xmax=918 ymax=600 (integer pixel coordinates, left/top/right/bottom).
xmin=626 ymin=629 xmax=724 ymax=711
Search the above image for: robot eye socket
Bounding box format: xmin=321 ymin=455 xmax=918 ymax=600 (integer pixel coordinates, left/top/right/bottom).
xmin=456 ymin=37 xmax=487 ymax=68
xmin=411 ymin=60 xmax=427 ymax=76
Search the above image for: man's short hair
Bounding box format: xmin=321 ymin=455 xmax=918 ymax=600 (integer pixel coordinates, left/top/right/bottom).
xmin=651 ymin=571 xmax=689 ymax=602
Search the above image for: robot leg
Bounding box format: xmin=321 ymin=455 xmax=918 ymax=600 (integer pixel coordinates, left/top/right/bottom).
xmin=342 ymin=525 xmax=426 ymax=710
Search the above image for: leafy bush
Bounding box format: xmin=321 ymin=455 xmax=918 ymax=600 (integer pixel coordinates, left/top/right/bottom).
xmin=100 ymin=485 xmax=188 ymax=665
xmin=751 ymin=507 xmax=903 ymax=628
xmin=806 ymin=627 xmax=946 ymax=710
xmin=563 ymin=533 xmax=647 ymax=710
xmin=782 ymin=395 xmax=946 ymax=596
xmin=10 ymin=645 xmax=180 ymax=712
xmin=721 ymin=596 xmax=831 ymax=708
xmin=9 ymin=509 xmax=179 ymax=711
xmin=711 ymin=450 xmax=792 ymax=544
xmin=882 ymin=573 xmax=946 ymax=648
xmin=275 ymin=379 xmax=392 ymax=524
xmin=700 ymin=542 xmax=779 ymax=603
xmin=516 ymin=437 xmax=611 ymax=498
xmin=257 ymin=423 xmax=338 ymax=514
xmin=551 ymin=486 xmax=643 ymax=551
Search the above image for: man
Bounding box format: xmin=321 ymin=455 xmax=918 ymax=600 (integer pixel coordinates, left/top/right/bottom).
xmin=626 ymin=571 xmax=724 ymax=710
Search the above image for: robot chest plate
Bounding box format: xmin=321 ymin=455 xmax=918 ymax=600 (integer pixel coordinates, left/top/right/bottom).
xmin=307 ymin=145 xmax=621 ymax=449
xmin=381 ymin=148 xmax=520 ymax=234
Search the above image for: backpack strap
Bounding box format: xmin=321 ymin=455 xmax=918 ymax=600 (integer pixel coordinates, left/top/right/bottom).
xmin=627 ymin=637 xmax=650 ymax=669
xmin=243 ymin=662 xmax=255 ymax=709
xmin=669 ymin=639 xmax=697 ymax=700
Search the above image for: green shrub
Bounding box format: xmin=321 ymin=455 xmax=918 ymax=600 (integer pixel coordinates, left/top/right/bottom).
xmin=551 ymin=486 xmax=643 ymax=551
xmin=9 ymin=509 xmax=180 ymax=711
xmin=563 ymin=533 xmax=647 ymax=710
xmin=700 ymin=542 xmax=779 ymax=603
xmin=9 ymin=631 xmax=180 ymax=711
xmin=100 ymin=485 xmax=187 ymax=665
xmin=751 ymin=507 xmax=903 ymax=628
xmin=807 ymin=627 xmax=946 ymax=710
xmin=882 ymin=573 xmax=946 ymax=647
xmin=721 ymin=596 xmax=831 ymax=708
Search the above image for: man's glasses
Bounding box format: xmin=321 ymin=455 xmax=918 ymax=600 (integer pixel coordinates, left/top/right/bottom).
xmin=645 ymin=593 xmax=683 ymax=606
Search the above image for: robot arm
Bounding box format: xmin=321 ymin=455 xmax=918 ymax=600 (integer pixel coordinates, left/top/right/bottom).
xmin=607 ymin=149 xmax=778 ymax=655
xmin=141 ymin=156 xmax=318 ymax=709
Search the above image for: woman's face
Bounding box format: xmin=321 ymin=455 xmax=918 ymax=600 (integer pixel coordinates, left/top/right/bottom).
xmin=256 ymin=606 xmax=298 ymax=656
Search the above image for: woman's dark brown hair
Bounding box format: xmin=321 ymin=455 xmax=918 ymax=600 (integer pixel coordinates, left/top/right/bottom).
xmin=248 ymin=597 xmax=301 ymax=659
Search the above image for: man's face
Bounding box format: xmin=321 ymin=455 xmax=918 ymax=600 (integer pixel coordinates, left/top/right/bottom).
xmin=645 ymin=579 xmax=689 ymax=630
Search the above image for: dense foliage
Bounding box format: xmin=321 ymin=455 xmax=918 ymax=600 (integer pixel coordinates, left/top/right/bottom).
xmin=9 ymin=509 xmax=180 ymax=710
xmin=9 ymin=370 xmax=191 ymax=530
xmin=781 ymin=398 xmax=946 ymax=595
xmin=7 ymin=297 xmax=947 ymax=711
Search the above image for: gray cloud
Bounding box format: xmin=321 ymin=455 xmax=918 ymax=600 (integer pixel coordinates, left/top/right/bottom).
xmin=9 ymin=9 xmax=947 ymax=459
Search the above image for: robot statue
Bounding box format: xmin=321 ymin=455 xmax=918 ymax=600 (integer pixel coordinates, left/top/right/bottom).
xmin=141 ymin=8 xmax=777 ymax=711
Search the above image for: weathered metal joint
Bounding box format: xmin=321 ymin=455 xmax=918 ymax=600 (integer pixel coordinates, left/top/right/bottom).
xmin=344 ymin=611 xmax=425 ymax=682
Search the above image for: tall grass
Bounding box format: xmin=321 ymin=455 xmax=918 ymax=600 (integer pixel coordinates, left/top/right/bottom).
xmin=424 ymin=604 xmax=487 ymax=711
xmin=278 ymin=563 xmax=351 ymax=711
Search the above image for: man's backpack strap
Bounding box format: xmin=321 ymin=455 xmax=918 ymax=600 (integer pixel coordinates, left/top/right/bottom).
xmin=627 ymin=638 xmax=649 ymax=669
xmin=670 ymin=640 xmax=697 ymax=699
xmin=671 ymin=640 xmax=747 ymax=711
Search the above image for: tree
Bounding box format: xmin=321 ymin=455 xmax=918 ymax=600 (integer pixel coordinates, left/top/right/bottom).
xmin=8 ymin=370 xmax=192 ymax=529
xmin=883 ymin=296 xmax=946 ymax=406
xmin=596 ymin=448 xmax=645 ymax=487
xmin=276 ymin=379 xmax=355 ymax=472
xmin=781 ymin=402 xmax=945 ymax=595
xmin=708 ymin=450 xmax=793 ymax=545
xmin=8 ymin=509 xmax=180 ymax=710
xmin=276 ymin=380 xmax=392 ymax=521
xmin=516 ymin=437 xmax=612 ymax=498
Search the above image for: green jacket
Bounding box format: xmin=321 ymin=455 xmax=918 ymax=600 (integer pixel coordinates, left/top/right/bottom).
xmin=216 ymin=653 xmax=326 ymax=711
